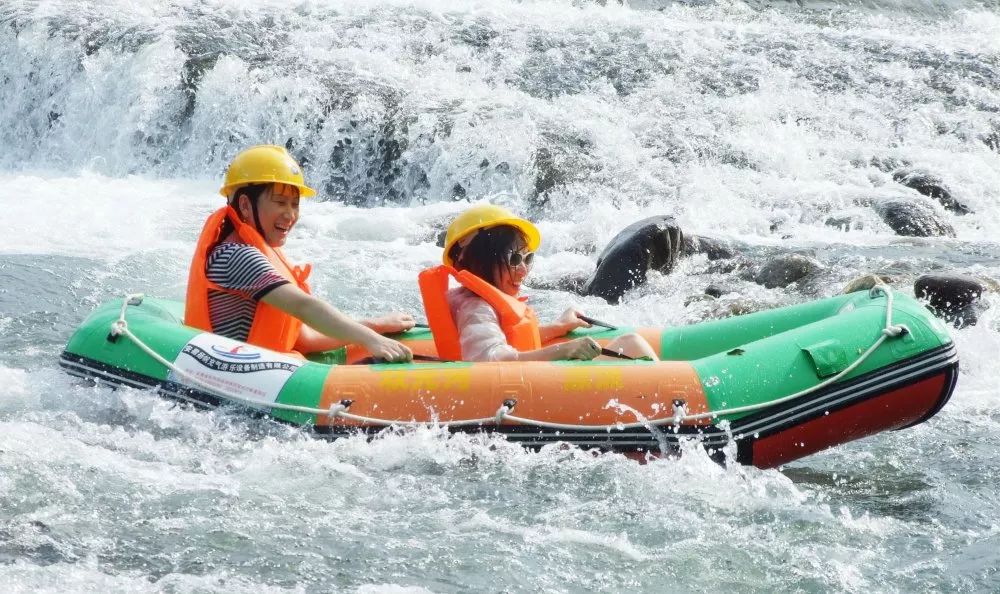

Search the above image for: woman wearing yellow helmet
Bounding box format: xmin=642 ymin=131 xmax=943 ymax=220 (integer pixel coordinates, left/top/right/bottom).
xmin=185 ymin=145 xmax=414 ymax=362
xmin=419 ymin=204 xmax=658 ymax=362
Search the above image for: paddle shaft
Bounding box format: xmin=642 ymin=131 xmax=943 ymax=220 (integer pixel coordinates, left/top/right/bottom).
xmin=577 ymin=314 xmax=618 ymax=331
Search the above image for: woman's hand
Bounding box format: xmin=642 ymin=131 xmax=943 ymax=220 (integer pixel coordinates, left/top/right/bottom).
xmin=556 ymin=308 xmax=592 ymax=333
xmin=364 ymin=335 xmax=414 ymax=363
xmin=558 ymin=337 xmax=601 ymax=360
xmin=367 ymin=312 xmax=416 ymax=334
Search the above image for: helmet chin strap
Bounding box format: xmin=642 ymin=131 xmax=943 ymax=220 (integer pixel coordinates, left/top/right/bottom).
xmin=250 ymin=196 xmax=266 ymax=238
xmin=237 ymin=189 xmax=267 ymax=238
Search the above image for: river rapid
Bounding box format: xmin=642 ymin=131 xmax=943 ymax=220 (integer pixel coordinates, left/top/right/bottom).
xmin=1 ymin=0 xmax=999 ymax=591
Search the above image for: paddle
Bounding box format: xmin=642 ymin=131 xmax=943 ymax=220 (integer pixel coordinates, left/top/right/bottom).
xmin=599 ymin=347 xmax=635 ymax=360
xmin=577 ymin=314 xmax=618 ymax=331
xmin=354 ymin=353 xmax=450 ymax=365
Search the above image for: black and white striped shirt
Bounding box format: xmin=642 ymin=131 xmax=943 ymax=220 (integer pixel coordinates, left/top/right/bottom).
xmin=206 ymin=242 xmax=289 ymax=342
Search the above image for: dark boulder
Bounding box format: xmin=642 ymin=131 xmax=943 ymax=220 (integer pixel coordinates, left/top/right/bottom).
xmin=582 ymin=216 xmax=683 ymax=304
xmin=753 ymin=254 xmax=823 ymax=289
xmin=707 ymin=256 xmax=755 ymax=275
xmin=893 ymin=169 xmax=969 ymax=215
xmin=914 ymin=274 xmax=987 ymax=328
xmin=527 ymin=272 xmax=589 ymax=295
xmin=873 ymin=198 xmax=956 ymax=238
xmin=682 ymin=234 xmax=738 ymax=261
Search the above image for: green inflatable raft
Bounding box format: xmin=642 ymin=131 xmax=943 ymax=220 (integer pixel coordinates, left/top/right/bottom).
xmin=60 ymin=287 xmax=957 ymax=467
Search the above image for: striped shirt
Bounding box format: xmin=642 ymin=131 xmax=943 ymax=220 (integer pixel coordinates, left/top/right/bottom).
xmin=206 ymin=242 xmax=289 ymax=342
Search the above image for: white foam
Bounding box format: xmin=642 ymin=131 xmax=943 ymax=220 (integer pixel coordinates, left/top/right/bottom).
xmin=0 ymin=367 xmax=34 ymax=412
xmin=0 ymin=172 xmax=214 ymax=260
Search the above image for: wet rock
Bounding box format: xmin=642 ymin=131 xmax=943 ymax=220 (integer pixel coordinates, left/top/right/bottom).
xmin=704 ymin=285 xmax=724 ymax=298
xmin=179 ymin=52 xmax=222 ymax=119
xmin=983 ymin=121 xmax=1000 ymax=152
xmin=753 ymin=254 xmax=823 ymax=289
xmin=529 ymin=273 xmax=589 ymax=295
xmin=914 ymin=274 xmax=987 ymax=328
xmin=842 ymin=274 xmax=894 ymax=294
xmin=684 ymin=293 xmax=715 ymax=307
xmin=456 ymin=20 xmax=499 ymax=48
xmin=870 ymin=156 xmax=910 ymax=173
xmin=682 ymin=234 xmax=738 ymax=261
xmin=892 ymin=169 xmax=969 ymax=215
xmin=872 ymin=198 xmax=956 ymax=238
xmin=411 ymin=213 xmax=453 ymax=248
xmin=582 ymin=216 xmax=683 ymax=304
xmin=707 ymin=256 xmax=755 ymax=275
xmin=824 ymin=214 xmax=866 ymax=231
xmin=531 ymin=147 xmax=566 ymax=206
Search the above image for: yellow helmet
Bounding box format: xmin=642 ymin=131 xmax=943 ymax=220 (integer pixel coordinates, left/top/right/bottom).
xmin=219 ymin=144 xmax=317 ymax=198
xmin=443 ymin=204 xmax=541 ymax=266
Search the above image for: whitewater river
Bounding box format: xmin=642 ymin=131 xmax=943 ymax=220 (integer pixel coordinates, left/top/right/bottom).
xmin=1 ymin=0 xmax=999 ymax=591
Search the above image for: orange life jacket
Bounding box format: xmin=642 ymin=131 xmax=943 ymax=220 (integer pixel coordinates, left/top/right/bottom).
xmin=184 ymin=206 xmax=312 ymax=353
xmin=418 ymin=265 xmax=541 ymax=360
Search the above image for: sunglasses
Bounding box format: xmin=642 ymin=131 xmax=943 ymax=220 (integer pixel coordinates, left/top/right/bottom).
xmin=506 ymin=250 xmax=535 ymax=268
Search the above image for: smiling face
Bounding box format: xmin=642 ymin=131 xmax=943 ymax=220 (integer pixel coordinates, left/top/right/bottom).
xmin=454 ymin=225 xmax=533 ymax=297
xmin=237 ymin=183 xmax=300 ymax=247
xmin=495 ymin=237 xmax=531 ymax=296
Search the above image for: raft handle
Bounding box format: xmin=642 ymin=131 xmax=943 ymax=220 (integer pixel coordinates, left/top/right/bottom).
xmin=672 ymin=399 xmax=687 ymax=425
xmin=495 ymin=399 xmax=517 ymax=424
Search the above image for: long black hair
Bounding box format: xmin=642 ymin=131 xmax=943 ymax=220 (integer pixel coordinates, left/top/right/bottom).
xmin=450 ymin=225 xmax=526 ymax=287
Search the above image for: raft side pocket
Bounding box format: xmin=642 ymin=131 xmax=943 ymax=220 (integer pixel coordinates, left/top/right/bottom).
xmin=800 ymin=339 xmax=849 ymax=378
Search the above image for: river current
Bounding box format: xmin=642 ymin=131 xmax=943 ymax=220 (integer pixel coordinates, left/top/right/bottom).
xmin=1 ymin=0 xmax=999 ymax=591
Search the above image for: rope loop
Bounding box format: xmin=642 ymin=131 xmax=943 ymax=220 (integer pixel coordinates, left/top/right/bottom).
xmin=110 ymin=319 xmax=127 ymax=337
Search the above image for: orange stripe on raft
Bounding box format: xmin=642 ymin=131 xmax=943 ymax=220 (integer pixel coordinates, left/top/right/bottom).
xmin=315 ymin=359 xmax=709 ymax=429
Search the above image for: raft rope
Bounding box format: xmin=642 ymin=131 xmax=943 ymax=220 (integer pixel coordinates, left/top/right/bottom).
xmin=108 ymin=286 xmax=908 ymax=431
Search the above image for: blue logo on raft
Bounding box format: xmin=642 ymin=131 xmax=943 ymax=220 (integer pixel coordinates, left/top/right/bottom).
xmin=183 ymin=344 xmax=299 ymax=374
xmin=210 ymin=344 xmax=262 ymax=361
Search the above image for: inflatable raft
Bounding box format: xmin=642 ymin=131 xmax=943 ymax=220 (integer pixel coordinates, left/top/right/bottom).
xmin=59 ymin=288 xmax=957 ymax=468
